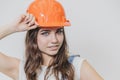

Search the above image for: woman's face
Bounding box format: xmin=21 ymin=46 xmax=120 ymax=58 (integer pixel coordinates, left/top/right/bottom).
xmin=37 ymin=27 xmax=64 ymax=56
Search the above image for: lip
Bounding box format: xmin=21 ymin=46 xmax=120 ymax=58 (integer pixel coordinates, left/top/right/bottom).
xmin=48 ymin=45 xmax=59 ymax=51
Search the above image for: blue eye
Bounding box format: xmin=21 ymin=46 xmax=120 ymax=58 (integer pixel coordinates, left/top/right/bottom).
xmin=56 ymin=29 xmax=63 ymax=34
xmin=41 ymin=32 xmax=49 ymax=36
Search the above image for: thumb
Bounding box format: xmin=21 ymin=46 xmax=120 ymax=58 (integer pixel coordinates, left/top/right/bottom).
xmin=18 ymin=14 xmax=26 ymax=23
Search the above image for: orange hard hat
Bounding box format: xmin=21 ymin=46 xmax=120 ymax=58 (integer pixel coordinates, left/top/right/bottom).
xmin=27 ymin=0 xmax=71 ymax=27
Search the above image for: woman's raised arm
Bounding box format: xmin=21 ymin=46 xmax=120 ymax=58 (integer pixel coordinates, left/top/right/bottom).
xmin=0 ymin=13 xmax=38 ymax=40
xmin=80 ymin=60 xmax=104 ymax=80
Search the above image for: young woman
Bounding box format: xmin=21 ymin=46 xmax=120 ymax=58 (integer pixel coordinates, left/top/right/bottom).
xmin=0 ymin=0 xmax=104 ymax=80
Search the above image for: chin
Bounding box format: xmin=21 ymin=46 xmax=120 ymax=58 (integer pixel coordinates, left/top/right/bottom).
xmin=49 ymin=51 xmax=58 ymax=56
xmin=46 ymin=50 xmax=59 ymax=56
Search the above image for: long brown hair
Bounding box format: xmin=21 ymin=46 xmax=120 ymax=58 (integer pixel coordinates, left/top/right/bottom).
xmin=24 ymin=27 xmax=74 ymax=80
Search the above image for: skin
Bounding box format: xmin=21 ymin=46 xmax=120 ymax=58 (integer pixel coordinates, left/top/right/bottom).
xmin=37 ymin=27 xmax=64 ymax=66
xmin=0 ymin=13 xmax=104 ymax=80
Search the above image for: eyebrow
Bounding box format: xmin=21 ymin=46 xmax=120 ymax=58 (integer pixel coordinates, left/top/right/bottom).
xmin=57 ymin=28 xmax=63 ymax=30
xmin=40 ymin=30 xmax=50 ymax=32
xmin=40 ymin=28 xmax=63 ymax=32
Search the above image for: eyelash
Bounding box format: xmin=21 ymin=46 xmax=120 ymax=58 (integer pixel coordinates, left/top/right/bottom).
xmin=41 ymin=32 xmax=49 ymax=36
xmin=40 ymin=29 xmax=63 ymax=36
xmin=56 ymin=29 xmax=63 ymax=34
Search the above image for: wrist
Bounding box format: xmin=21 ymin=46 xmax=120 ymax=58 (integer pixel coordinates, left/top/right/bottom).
xmin=10 ymin=21 xmax=23 ymax=32
xmin=5 ymin=23 xmax=17 ymax=34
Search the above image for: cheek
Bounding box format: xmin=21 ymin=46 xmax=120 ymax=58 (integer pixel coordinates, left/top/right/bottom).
xmin=37 ymin=37 xmax=48 ymax=50
xmin=58 ymin=35 xmax=64 ymax=44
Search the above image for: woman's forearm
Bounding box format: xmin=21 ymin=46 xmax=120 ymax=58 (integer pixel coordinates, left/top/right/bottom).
xmin=0 ymin=24 xmax=16 ymax=40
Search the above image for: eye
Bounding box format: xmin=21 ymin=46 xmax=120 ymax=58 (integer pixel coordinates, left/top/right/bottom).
xmin=56 ymin=28 xmax=64 ymax=34
xmin=41 ymin=31 xmax=49 ymax=36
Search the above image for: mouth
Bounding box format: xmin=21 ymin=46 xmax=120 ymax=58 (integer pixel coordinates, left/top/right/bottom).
xmin=48 ymin=45 xmax=59 ymax=51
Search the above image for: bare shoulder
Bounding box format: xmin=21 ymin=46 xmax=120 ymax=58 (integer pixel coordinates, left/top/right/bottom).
xmin=80 ymin=60 xmax=104 ymax=80
xmin=0 ymin=52 xmax=20 ymax=72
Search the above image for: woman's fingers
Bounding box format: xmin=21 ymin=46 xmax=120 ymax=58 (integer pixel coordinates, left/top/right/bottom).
xmin=27 ymin=16 xmax=35 ymax=27
xmin=24 ymin=13 xmax=35 ymax=25
xmin=28 ymin=24 xmax=38 ymax=30
xmin=16 ymin=13 xmax=38 ymax=31
xmin=24 ymin=13 xmax=30 ymax=22
xmin=24 ymin=13 xmax=38 ymax=30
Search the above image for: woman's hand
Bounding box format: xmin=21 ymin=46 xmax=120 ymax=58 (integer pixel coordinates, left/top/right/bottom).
xmin=0 ymin=13 xmax=38 ymax=40
xmin=12 ymin=13 xmax=38 ymax=32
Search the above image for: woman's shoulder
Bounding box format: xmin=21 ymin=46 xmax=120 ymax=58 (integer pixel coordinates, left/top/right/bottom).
xmin=68 ymin=53 xmax=86 ymax=79
xmin=68 ymin=53 xmax=86 ymax=72
xmin=68 ymin=54 xmax=86 ymax=64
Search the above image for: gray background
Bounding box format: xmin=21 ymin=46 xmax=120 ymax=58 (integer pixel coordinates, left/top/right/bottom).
xmin=0 ymin=0 xmax=120 ymax=80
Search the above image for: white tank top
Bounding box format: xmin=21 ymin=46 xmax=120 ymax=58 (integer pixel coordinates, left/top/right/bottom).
xmin=19 ymin=57 xmax=85 ymax=80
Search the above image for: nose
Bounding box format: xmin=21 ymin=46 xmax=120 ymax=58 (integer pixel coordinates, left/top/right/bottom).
xmin=51 ymin=34 xmax=58 ymax=44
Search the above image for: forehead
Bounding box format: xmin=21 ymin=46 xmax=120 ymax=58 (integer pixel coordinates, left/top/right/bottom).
xmin=39 ymin=27 xmax=63 ymax=31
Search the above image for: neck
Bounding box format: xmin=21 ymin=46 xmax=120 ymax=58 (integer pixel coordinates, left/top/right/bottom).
xmin=42 ymin=53 xmax=53 ymax=66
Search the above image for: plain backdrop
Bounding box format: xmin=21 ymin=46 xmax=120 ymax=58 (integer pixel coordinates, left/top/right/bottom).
xmin=0 ymin=0 xmax=120 ymax=80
